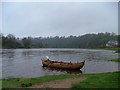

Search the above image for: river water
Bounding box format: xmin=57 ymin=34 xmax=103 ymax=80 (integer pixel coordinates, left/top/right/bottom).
xmin=1 ymin=48 xmax=119 ymax=79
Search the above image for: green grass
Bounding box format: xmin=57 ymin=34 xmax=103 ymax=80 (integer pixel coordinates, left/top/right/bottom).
xmin=115 ymin=49 xmax=120 ymax=53
xmin=102 ymin=48 xmax=120 ymax=53
xmin=89 ymin=47 xmax=118 ymax=50
xmin=99 ymin=48 xmax=118 ymax=50
xmin=2 ymin=72 xmax=120 ymax=88
xmin=2 ymin=74 xmax=81 ymax=88
xmin=87 ymin=47 xmax=120 ymax=54
xmin=72 ymin=72 xmax=119 ymax=88
xmin=103 ymin=48 xmax=119 ymax=51
xmin=108 ymin=58 xmax=120 ymax=62
xmin=43 ymin=86 xmax=51 ymax=88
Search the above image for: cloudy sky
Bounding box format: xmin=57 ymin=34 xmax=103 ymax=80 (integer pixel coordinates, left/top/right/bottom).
xmin=1 ymin=2 xmax=118 ymax=37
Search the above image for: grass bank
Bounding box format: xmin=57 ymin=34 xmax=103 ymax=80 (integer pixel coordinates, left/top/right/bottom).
xmin=89 ymin=47 xmax=120 ymax=52
xmin=2 ymin=71 xmax=120 ymax=88
xmin=72 ymin=71 xmax=119 ymax=88
xmin=115 ymin=49 xmax=120 ymax=53
xmin=108 ymin=58 xmax=120 ymax=62
xmin=102 ymin=48 xmax=120 ymax=53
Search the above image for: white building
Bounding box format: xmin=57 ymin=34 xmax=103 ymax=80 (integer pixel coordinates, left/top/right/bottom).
xmin=106 ymin=40 xmax=118 ymax=47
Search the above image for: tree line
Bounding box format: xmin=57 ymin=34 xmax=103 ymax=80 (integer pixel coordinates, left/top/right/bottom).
xmin=1 ymin=32 xmax=119 ymax=49
xmin=1 ymin=34 xmax=43 ymax=48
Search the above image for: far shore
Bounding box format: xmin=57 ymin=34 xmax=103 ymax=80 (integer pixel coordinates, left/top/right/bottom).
xmin=1 ymin=47 xmax=120 ymax=54
xmin=1 ymin=47 xmax=120 ymax=50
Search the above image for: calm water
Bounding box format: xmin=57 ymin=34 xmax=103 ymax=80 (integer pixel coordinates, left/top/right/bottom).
xmin=1 ymin=48 xmax=119 ymax=79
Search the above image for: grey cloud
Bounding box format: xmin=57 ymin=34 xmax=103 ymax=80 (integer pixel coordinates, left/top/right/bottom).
xmin=2 ymin=2 xmax=118 ymax=37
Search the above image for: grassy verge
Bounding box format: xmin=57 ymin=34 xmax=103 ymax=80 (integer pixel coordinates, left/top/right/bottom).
xmin=98 ymin=48 xmax=118 ymax=50
xmin=89 ymin=47 xmax=118 ymax=50
xmin=71 ymin=72 xmax=119 ymax=88
xmin=2 ymin=71 xmax=120 ymax=88
xmin=115 ymin=49 xmax=120 ymax=53
xmin=108 ymin=58 xmax=120 ymax=62
xmin=104 ymin=48 xmax=120 ymax=53
xmin=2 ymin=75 xmax=82 ymax=88
xmin=86 ymin=47 xmax=120 ymax=53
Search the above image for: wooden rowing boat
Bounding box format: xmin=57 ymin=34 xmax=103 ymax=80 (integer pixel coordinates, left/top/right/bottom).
xmin=42 ymin=60 xmax=85 ymax=70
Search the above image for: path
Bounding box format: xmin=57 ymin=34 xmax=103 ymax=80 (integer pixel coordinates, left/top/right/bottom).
xmin=30 ymin=77 xmax=87 ymax=88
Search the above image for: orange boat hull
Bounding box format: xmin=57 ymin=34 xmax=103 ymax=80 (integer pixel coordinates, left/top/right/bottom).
xmin=42 ymin=60 xmax=85 ymax=70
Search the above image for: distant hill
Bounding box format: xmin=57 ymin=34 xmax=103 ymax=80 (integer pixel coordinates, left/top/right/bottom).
xmin=1 ymin=32 xmax=119 ymax=49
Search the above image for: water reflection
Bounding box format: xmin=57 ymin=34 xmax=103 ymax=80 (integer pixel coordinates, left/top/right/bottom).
xmin=42 ymin=67 xmax=82 ymax=74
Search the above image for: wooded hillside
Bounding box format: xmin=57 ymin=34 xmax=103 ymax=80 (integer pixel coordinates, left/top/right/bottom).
xmin=1 ymin=32 xmax=119 ymax=49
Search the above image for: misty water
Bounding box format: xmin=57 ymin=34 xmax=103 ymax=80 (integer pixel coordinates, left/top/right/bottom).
xmin=1 ymin=48 xmax=119 ymax=79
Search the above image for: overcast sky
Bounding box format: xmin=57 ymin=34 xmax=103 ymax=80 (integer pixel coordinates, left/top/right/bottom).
xmin=1 ymin=2 xmax=118 ymax=37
